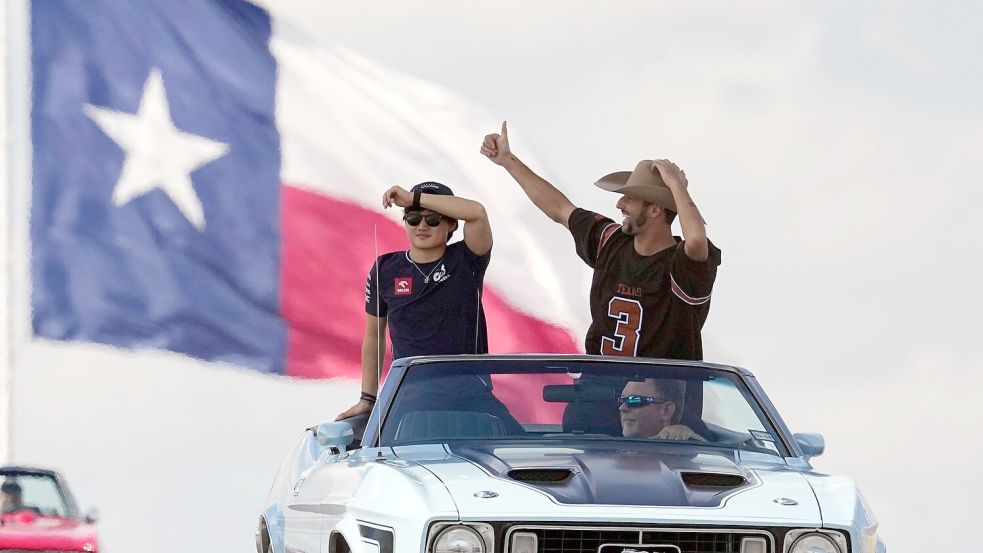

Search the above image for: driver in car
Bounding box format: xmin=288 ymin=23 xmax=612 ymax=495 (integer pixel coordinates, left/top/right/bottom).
xmin=619 ymin=378 xmax=706 ymax=441
xmin=1 ymin=481 xmax=40 ymax=514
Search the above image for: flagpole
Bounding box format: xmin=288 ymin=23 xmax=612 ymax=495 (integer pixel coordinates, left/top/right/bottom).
xmin=0 ymin=0 xmax=14 ymax=463
xmin=0 ymin=0 xmax=29 ymax=464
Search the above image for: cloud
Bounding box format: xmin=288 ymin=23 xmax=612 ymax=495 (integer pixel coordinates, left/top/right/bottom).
xmin=762 ymin=347 xmax=983 ymax=550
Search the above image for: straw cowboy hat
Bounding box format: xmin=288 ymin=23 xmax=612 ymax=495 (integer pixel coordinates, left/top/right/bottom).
xmin=594 ymin=160 xmax=678 ymax=212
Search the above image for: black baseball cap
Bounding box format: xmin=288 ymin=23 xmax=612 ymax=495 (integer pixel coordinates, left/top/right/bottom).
xmin=410 ymin=181 xmax=454 ymax=196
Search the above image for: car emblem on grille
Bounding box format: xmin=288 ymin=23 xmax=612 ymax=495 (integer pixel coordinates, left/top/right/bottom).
xmin=473 ymin=490 xmax=498 ymax=498
xmin=599 ymin=543 xmax=681 ymax=553
xmin=773 ymin=497 xmax=799 ymax=506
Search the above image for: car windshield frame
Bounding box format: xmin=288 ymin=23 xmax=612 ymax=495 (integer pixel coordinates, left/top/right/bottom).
xmin=367 ymin=356 xmax=792 ymax=457
xmin=0 ymin=470 xmax=77 ymax=519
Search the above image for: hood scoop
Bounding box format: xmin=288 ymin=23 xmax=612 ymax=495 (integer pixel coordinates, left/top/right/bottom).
xmin=508 ymin=468 xmax=575 ymax=484
xmin=449 ymin=443 xmax=753 ymax=507
xmin=681 ymin=471 xmax=747 ymax=489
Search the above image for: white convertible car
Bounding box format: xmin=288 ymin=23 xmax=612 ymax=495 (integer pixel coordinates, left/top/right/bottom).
xmin=257 ymin=355 xmax=885 ymax=553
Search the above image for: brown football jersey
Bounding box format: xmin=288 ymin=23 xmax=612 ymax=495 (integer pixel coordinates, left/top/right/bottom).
xmin=568 ymin=208 xmax=722 ymax=360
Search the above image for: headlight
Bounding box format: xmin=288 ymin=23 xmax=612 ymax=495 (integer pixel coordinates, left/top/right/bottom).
xmin=788 ymin=532 xmax=842 ymax=553
xmin=433 ymin=525 xmax=485 ymax=553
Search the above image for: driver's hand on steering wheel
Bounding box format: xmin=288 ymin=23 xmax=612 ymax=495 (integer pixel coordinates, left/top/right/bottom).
xmin=656 ymin=424 xmax=707 ymax=442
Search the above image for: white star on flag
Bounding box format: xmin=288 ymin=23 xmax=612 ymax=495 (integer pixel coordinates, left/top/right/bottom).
xmin=84 ymin=68 xmax=229 ymax=230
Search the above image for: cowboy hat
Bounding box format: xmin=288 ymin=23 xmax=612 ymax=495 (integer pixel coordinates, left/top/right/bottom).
xmin=594 ymin=160 xmax=677 ymax=212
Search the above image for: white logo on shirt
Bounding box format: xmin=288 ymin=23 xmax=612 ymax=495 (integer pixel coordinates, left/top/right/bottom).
xmin=431 ymin=263 xmax=450 ymax=283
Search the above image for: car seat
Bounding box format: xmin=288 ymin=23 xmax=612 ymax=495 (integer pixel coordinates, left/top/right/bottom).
xmin=394 ymin=410 xmax=508 ymax=441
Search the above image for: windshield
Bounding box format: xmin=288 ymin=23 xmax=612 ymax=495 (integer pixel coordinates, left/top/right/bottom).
xmin=1 ymin=473 xmax=72 ymax=518
xmin=379 ymin=359 xmax=787 ymax=456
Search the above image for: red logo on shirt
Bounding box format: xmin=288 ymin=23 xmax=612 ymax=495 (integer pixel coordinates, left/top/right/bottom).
xmin=394 ymin=277 xmax=413 ymax=296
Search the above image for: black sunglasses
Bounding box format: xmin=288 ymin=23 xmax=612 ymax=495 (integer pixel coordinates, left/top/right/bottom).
xmin=403 ymin=212 xmax=444 ymax=227
xmin=618 ymin=395 xmax=671 ymax=408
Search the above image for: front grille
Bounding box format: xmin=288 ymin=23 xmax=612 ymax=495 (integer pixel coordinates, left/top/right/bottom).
xmin=507 ymin=526 xmax=772 ymax=553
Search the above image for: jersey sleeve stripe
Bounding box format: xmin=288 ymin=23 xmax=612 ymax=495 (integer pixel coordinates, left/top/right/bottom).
xmin=669 ymin=273 xmax=712 ymax=306
xmin=598 ymin=223 xmax=620 ymax=251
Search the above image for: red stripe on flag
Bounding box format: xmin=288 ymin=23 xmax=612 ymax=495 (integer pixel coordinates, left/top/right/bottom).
xmin=280 ymin=184 xmax=580 ymax=389
xmin=280 ymin=184 xmax=401 ymax=378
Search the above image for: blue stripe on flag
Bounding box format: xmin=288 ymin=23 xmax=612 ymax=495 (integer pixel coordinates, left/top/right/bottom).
xmin=30 ymin=0 xmax=287 ymax=374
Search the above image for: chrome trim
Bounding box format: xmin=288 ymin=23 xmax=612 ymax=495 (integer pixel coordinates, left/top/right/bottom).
xmin=401 ymin=354 xmax=755 ymax=377
xmin=503 ymin=524 xmax=776 ymax=553
xmin=598 ymin=542 xmax=681 ymax=553
xmin=783 ymin=529 xmax=849 ymax=553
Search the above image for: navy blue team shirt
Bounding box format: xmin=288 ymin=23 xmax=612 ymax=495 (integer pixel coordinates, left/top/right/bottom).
xmin=365 ymin=241 xmax=490 ymax=359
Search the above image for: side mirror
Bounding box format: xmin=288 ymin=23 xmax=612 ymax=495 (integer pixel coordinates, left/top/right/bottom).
xmin=83 ymin=508 xmax=99 ymax=524
xmin=793 ymin=432 xmax=826 ymax=459
xmin=315 ymin=421 xmax=354 ymax=454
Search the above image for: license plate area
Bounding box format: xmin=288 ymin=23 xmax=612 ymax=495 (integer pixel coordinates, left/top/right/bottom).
xmin=598 ymin=544 xmax=681 ymax=553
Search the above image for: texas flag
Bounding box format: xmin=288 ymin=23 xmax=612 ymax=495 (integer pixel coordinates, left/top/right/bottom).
xmin=30 ymin=0 xmax=585 ymax=382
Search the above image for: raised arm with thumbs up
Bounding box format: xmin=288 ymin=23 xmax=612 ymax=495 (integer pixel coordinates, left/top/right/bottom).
xmin=478 ymin=120 xmax=722 ymax=438
xmin=480 ymin=121 xmax=576 ymax=227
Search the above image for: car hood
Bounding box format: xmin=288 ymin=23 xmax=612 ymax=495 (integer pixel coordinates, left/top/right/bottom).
xmin=394 ymin=442 xmax=822 ymax=526
xmin=0 ymin=515 xmax=97 ymax=549
xmin=450 ymin=441 xmax=757 ymax=507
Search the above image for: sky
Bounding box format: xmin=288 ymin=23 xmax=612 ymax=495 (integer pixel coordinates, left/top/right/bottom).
xmin=6 ymin=1 xmax=983 ymax=552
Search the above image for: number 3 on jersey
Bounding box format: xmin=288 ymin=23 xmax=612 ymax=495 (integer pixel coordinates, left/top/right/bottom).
xmin=600 ymin=297 xmax=644 ymax=356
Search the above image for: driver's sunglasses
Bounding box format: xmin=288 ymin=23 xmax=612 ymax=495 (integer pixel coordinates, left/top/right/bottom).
xmin=403 ymin=212 xmax=444 ymax=227
xmin=618 ymin=395 xmax=671 ymax=408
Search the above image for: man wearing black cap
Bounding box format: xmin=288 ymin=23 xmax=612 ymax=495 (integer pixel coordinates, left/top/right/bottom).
xmin=481 ymin=122 xmax=721 ymax=433
xmin=336 ymin=182 xmax=517 ymax=429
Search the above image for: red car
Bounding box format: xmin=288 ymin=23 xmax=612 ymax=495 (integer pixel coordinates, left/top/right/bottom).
xmin=0 ymin=466 xmax=98 ymax=552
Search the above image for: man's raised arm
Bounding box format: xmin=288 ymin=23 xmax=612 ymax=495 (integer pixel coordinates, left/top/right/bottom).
xmin=382 ymin=186 xmax=492 ymax=256
xmin=652 ymin=159 xmax=709 ymax=262
xmin=480 ymin=121 xmax=576 ymax=228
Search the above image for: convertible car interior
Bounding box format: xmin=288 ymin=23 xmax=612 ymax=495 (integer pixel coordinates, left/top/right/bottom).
xmin=341 ymin=358 xmax=785 ymax=457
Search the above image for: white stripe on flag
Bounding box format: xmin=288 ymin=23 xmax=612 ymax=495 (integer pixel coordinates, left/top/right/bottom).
xmin=268 ymin=22 xmax=589 ymax=335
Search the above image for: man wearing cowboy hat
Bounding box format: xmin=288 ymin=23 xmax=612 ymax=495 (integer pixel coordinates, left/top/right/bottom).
xmin=481 ymin=122 xmax=721 ymax=433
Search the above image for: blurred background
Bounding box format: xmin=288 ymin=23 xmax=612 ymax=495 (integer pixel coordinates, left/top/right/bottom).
xmin=3 ymin=1 xmax=982 ymax=551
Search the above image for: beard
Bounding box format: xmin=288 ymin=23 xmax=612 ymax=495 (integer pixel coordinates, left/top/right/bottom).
xmin=621 ymin=210 xmax=648 ymax=235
